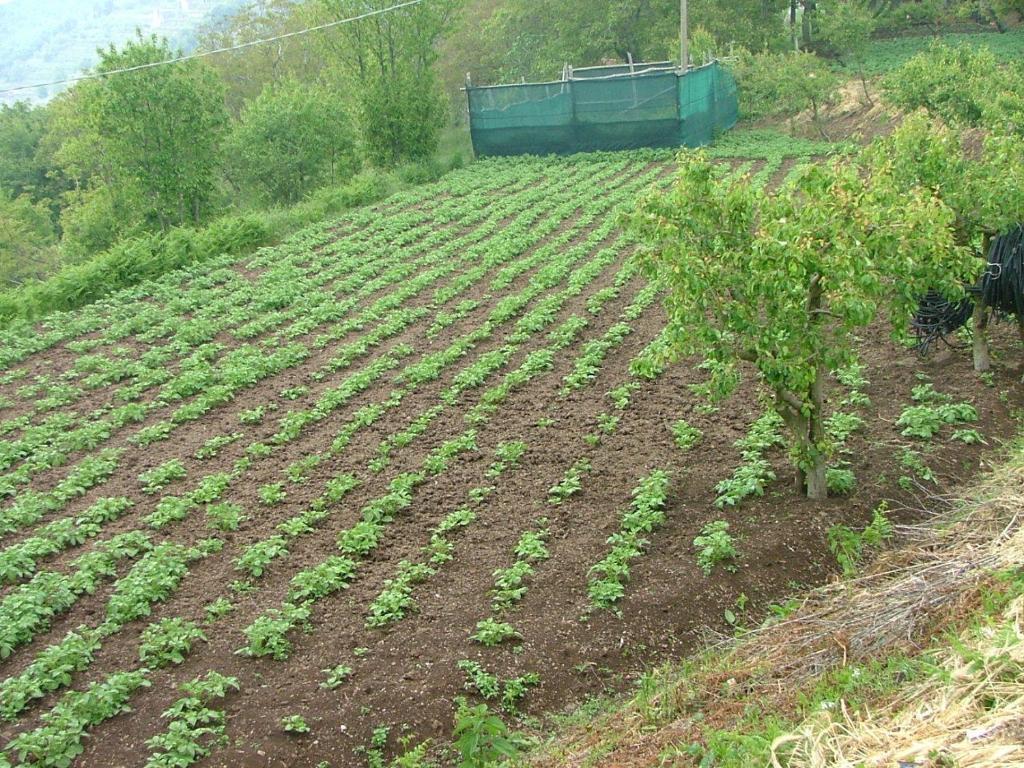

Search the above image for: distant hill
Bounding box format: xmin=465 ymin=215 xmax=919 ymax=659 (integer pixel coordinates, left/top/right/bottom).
xmin=0 ymin=0 xmax=246 ymax=106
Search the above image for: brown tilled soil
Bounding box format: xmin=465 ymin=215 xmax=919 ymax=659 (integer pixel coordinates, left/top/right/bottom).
xmin=1 ymin=164 xmax=1021 ymax=768
xmin=58 ymin=315 xmax=1024 ymax=767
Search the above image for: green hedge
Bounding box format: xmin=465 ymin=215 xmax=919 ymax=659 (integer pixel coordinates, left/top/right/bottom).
xmin=0 ymin=158 xmax=464 ymax=328
xmin=0 ymin=215 xmax=269 ymax=325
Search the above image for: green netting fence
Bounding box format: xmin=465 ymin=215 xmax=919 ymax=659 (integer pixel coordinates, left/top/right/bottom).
xmin=467 ymin=61 xmax=738 ymax=157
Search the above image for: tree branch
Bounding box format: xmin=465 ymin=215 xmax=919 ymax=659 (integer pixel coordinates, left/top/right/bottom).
xmin=737 ymin=348 xmax=759 ymax=364
xmin=776 ymin=388 xmax=806 ymax=414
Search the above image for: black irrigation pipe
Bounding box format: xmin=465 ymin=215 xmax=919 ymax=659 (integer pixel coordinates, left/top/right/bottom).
xmin=978 ymin=224 xmax=1024 ymax=318
xmin=912 ymin=224 xmax=1024 ymax=353
xmin=911 ymin=290 xmax=974 ymax=354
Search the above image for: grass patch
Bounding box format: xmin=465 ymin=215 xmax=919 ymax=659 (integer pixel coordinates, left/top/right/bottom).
xmin=854 ymin=27 xmax=1024 ymax=75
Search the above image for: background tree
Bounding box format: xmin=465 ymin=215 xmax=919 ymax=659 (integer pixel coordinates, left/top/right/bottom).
xmin=0 ymin=192 xmax=58 ymax=286
xmin=732 ymin=51 xmax=841 ymax=135
xmin=0 ymin=103 xmax=58 ymax=203
xmin=817 ymin=0 xmax=878 ymax=104
xmin=631 ymin=154 xmax=971 ymax=498
xmin=60 ymin=34 xmax=228 ymax=232
xmin=308 ymin=0 xmax=460 ymax=165
xmin=197 ymin=0 xmax=309 ymax=116
xmin=38 ymin=82 xmax=145 ymax=257
xmin=883 ymin=42 xmax=1024 ymax=135
xmin=223 ymin=80 xmax=358 ymax=204
xmin=689 ymin=0 xmax=790 ymax=54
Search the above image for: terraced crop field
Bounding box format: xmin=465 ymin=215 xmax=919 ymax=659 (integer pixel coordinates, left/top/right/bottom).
xmin=0 ymin=148 xmax=1019 ymax=768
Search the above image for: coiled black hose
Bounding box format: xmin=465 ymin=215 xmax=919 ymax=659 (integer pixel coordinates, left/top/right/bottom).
xmin=912 ymin=224 xmax=1024 ymax=353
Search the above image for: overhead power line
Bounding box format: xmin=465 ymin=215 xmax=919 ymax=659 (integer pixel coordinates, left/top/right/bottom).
xmin=0 ymin=0 xmax=424 ymax=97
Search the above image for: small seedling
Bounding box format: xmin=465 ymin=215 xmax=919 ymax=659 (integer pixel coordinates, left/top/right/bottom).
xmin=281 ymin=715 xmax=310 ymax=734
xmin=204 ymin=597 xmax=234 ymax=623
xmin=693 ymin=521 xmax=738 ymax=575
xmin=320 ymin=665 xmax=353 ymax=689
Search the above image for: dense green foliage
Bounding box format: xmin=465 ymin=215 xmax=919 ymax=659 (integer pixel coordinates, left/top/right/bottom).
xmin=0 ymin=1 xmax=466 ymax=300
xmin=854 ymin=25 xmax=1024 ymax=74
xmin=864 ymin=111 xmax=1024 ymax=370
xmin=81 ymin=35 xmax=227 ymax=231
xmin=0 ymin=103 xmax=59 ymax=203
xmin=0 ymin=193 xmax=57 ymax=286
xmin=732 ymin=51 xmax=842 ymax=130
xmin=223 ymin=80 xmax=357 ymax=204
xmin=631 ymin=151 xmax=973 ymax=498
xmin=309 ymin=0 xmax=458 ymax=165
xmin=1 ymin=0 xmax=1023 ymax=317
xmin=883 ymin=42 xmax=1024 ymax=133
xmin=0 ymin=215 xmax=268 ymax=324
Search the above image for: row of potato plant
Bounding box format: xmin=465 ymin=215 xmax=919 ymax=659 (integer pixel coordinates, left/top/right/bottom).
xmin=0 ymin=162 xmax=561 ymax=499
xmin=0 ymin=159 xmax=614 ymax=552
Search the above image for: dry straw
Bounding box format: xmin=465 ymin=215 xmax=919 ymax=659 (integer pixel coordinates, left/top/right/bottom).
xmin=766 ymin=462 xmax=1024 ymax=768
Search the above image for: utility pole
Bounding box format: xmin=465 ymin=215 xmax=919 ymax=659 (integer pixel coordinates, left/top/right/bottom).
xmin=680 ymin=0 xmax=688 ymax=71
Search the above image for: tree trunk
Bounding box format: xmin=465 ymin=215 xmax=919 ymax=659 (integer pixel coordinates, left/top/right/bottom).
xmin=804 ymin=272 xmax=828 ymax=500
xmin=974 ymin=232 xmax=994 ymax=372
xmin=801 ymin=1 xmax=814 ymax=50
xmin=778 ymin=398 xmax=828 ymax=500
xmin=805 ymin=460 xmax=828 ymax=499
xmin=973 ymin=298 xmax=991 ymax=372
xmin=859 ymin=70 xmax=874 ymax=106
xmin=790 ymin=0 xmax=800 ymax=51
xmin=812 ymin=98 xmax=830 ymax=140
xmin=805 ymin=357 xmax=828 ymax=500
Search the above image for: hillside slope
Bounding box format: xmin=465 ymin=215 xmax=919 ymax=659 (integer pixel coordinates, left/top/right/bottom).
xmin=0 ymin=146 xmax=1019 ymax=766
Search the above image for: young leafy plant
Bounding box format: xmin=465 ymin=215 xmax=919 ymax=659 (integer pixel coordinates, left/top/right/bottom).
xmin=281 ymin=714 xmax=310 ymax=734
xmin=693 ymin=521 xmax=739 ymax=576
xmin=139 ymin=618 xmax=207 ymax=668
xmin=671 ymin=419 xmax=703 ymax=451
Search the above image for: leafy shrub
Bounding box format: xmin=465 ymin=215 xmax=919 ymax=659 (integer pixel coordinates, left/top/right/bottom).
xmin=825 ymin=466 xmax=856 ymax=496
xmin=453 ymin=699 xmax=518 ymax=768
xmin=139 ymin=618 xmax=207 ymax=668
xmin=730 ymin=51 xmax=841 ymax=131
xmin=693 ymin=521 xmax=739 ymax=576
xmin=883 ymin=42 xmax=1024 ymax=134
xmin=359 ymin=64 xmax=447 ymax=167
xmin=896 ymin=401 xmax=977 ymax=439
xmin=223 ymin=80 xmax=358 ymax=205
xmin=258 ymin=483 xmax=287 ymax=506
xmin=671 ymin=419 xmax=703 ymax=451
xmin=470 ymin=619 xmax=519 ymax=647
xmin=239 ymin=603 xmax=310 ymax=660
xmin=0 ymin=215 xmax=269 ymax=326
xmin=139 ymin=460 xmax=187 ymax=495
xmin=205 ymin=502 xmax=245 ymax=532
xmin=827 ymin=505 xmax=893 ymax=576
xmin=145 ymin=672 xmax=238 ymax=768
